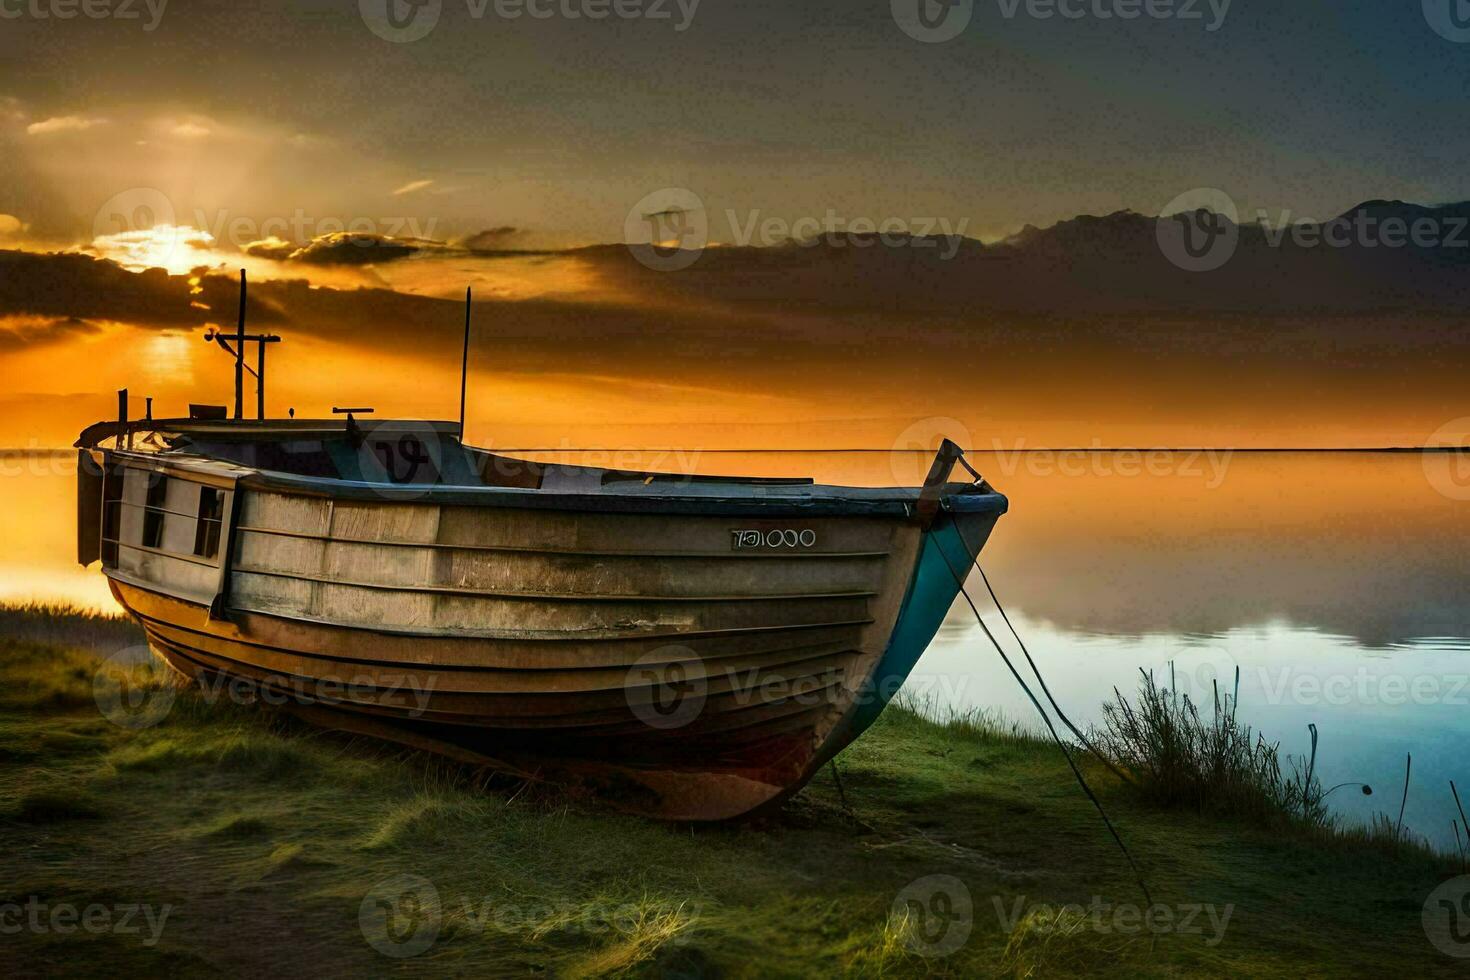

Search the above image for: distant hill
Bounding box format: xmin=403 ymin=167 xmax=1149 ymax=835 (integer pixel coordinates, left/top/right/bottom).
xmin=571 ymin=200 xmax=1470 ymax=316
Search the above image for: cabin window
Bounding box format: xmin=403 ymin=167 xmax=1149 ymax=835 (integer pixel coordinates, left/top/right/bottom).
xmin=100 ymin=466 xmax=124 ymax=566
xmin=193 ymin=486 xmax=224 ymax=559
xmin=141 ymin=475 xmax=169 ymax=550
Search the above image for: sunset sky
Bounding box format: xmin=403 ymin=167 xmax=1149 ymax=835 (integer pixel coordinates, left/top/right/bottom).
xmin=1 ymin=2 xmax=1468 ymax=452
xmin=3 ymin=2 xmax=1468 ymax=248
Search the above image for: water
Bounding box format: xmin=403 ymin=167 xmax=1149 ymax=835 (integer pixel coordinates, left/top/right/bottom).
xmin=4 ymin=449 xmax=1468 ymax=849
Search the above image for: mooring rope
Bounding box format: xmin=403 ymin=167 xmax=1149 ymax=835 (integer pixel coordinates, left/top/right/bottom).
xmin=969 ymin=557 xmax=1135 ymax=786
xmin=934 ymin=539 xmax=1155 ymax=909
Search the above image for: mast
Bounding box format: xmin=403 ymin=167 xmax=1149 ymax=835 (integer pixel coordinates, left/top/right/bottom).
xmin=206 ymin=268 xmax=279 ymax=419
xmin=257 ymin=336 xmax=266 ymax=419
xmin=459 ymin=286 xmax=471 ymax=439
xmin=234 ymin=269 xmax=246 ymax=419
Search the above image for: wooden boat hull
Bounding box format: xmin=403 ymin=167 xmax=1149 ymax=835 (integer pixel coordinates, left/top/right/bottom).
xmin=78 ymin=431 xmax=1005 ymax=819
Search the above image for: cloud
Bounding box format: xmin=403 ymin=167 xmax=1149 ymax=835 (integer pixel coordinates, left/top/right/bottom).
xmin=26 ymin=115 xmax=106 ymax=136
xmin=460 ymin=227 xmax=527 ymax=251
xmin=239 ymin=236 xmax=297 ymax=261
xmin=242 ymin=231 xmax=431 ymax=265
xmin=0 ymin=314 xmax=101 ymax=351
xmin=170 ymin=122 xmax=212 ymax=139
xmin=86 ymin=226 xmax=217 ymax=270
xmin=391 ymin=179 xmax=434 ymax=196
xmin=0 ymin=215 xmax=28 ymax=236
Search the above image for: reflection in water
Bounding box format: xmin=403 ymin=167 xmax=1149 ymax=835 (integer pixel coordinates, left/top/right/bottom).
xmin=2 ymin=449 xmax=1466 ymax=846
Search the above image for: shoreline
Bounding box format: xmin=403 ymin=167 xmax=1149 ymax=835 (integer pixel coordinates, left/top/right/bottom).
xmin=1 ymin=607 xmax=1463 ymax=976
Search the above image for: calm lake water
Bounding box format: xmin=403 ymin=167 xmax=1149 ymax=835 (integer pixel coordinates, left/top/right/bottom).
xmin=4 ymin=449 xmax=1468 ymax=849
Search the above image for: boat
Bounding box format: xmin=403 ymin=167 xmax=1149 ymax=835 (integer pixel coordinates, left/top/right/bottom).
xmin=73 ymin=282 xmax=1007 ymax=820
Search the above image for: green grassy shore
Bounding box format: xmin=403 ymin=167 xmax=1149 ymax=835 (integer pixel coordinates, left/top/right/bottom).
xmin=1 ymin=605 xmax=1462 ymax=978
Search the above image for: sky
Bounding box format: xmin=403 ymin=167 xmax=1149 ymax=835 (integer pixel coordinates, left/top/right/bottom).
xmin=0 ymin=1 xmax=1468 ymax=453
xmin=2 ymin=1 xmax=1469 ymax=250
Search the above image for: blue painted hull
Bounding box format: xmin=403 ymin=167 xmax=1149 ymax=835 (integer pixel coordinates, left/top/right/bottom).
xmin=820 ymin=500 xmax=1007 ymax=762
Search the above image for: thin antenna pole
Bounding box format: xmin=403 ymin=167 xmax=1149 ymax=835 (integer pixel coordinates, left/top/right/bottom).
xmin=459 ymin=286 xmax=471 ymax=439
xmin=257 ymin=336 xmax=266 ymax=419
xmin=235 ymin=269 xmax=246 ymax=420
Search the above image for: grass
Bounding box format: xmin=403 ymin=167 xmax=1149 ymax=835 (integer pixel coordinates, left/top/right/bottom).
xmin=1093 ymin=665 xmax=1450 ymax=863
xmin=0 ymin=602 xmax=144 ymax=655
xmin=1094 ymin=665 xmax=1324 ymax=826
xmin=2 ymin=609 xmax=1466 ymax=977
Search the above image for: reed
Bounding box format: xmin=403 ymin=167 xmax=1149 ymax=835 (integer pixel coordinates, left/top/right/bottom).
xmin=1093 ymin=665 xmax=1327 ymax=828
xmin=0 ymin=601 xmax=142 ymax=655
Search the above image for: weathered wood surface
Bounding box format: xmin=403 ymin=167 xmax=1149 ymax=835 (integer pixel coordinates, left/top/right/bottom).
xmin=90 ymin=452 xmax=988 ymax=819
